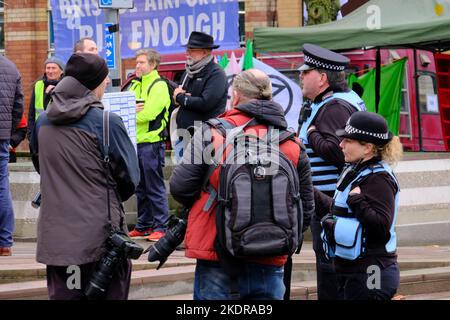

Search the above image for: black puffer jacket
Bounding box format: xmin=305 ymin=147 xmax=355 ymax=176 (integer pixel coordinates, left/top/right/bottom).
xmin=170 ymin=99 xmax=314 ymax=231
xmin=0 ymin=55 xmax=24 ymax=140
xmin=175 ymin=59 xmax=228 ymax=131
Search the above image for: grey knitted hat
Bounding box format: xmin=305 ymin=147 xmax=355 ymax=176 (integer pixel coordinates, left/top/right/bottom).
xmin=44 ymin=57 xmax=65 ymax=71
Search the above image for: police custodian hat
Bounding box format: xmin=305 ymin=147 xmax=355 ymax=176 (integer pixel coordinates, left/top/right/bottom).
xmin=336 ymin=111 xmax=393 ymax=146
xmin=299 ymin=43 xmax=349 ymax=72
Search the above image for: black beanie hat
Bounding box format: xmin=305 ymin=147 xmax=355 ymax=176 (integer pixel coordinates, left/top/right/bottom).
xmin=64 ymin=53 xmax=109 ymax=90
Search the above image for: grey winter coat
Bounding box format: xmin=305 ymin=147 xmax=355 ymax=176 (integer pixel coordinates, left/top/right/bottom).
xmin=29 ymin=76 xmax=140 ymax=266
xmin=0 ymin=55 xmax=24 ymax=140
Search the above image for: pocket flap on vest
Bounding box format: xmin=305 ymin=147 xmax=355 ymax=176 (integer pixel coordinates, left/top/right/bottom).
xmin=334 ymin=217 xmax=361 ymax=248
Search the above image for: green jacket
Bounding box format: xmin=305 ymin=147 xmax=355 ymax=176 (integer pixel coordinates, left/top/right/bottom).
xmin=129 ymin=70 xmax=170 ymax=144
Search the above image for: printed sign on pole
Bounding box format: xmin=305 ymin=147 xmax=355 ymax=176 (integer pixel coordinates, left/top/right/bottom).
xmin=104 ymin=23 xmax=115 ymax=69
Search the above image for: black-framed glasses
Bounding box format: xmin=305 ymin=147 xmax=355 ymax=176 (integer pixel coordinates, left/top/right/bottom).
xmin=299 ymin=67 xmax=317 ymax=76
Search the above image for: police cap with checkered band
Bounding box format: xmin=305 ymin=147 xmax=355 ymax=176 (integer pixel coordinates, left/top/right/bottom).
xmin=336 ymin=111 xmax=393 ymax=145
xmin=298 ymin=43 xmax=349 ymax=72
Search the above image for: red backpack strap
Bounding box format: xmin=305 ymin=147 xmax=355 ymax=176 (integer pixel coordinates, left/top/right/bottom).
xmin=278 ymin=130 xmax=302 ymax=168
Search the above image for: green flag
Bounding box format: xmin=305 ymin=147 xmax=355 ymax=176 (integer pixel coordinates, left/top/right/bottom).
xmin=242 ymin=39 xmax=254 ymax=70
xmin=348 ymin=58 xmax=407 ymax=135
xmin=219 ymin=52 xmax=229 ymax=69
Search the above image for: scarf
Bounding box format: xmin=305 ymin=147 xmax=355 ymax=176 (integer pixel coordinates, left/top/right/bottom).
xmin=185 ymin=54 xmax=214 ymax=78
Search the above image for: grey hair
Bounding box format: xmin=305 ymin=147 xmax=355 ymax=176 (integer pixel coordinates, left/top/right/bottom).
xmin=136 ymin=49 xmax=161 ymax=69
xmin=232 ymin=69 xmax=272 ymax=100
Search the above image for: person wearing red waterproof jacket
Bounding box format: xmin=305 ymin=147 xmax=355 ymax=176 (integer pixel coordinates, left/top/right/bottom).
xmin=170 ymin=69 xmax=315 ymax=300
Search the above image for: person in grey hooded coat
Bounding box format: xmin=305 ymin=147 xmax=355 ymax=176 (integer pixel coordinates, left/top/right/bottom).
xmin=29 ymin=53 xmax=139 ymax=300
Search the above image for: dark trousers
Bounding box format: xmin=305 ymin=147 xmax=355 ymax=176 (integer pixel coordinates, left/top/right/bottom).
xmin=46 ymin=259 xmax=132 ymax=300
xmin=135 ymin=142 xmax=169 ymax=231
xmin=311 ymin=216 xmax=341 ymax=300
xmin=337 ymin=262 xmax=400 ymax=300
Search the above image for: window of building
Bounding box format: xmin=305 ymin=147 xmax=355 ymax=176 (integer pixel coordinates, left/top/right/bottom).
xmin=418 ymin=73 xmax=438 ymax=114
xmin=239 ymin=0 xmax=245 ymax=45
xmin=48 ymin=0 xmax=55 ymax=56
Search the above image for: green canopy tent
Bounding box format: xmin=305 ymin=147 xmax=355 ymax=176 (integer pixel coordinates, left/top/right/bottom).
xmin=253 ymin=0 xmax=450 ymax=150
xmin=254 ymin=0 xmax=450 ymax=53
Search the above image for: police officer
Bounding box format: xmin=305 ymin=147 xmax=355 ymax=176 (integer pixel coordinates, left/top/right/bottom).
xmin=317 ymin=111 xmax=402 ymax=300
xmin=297 ymin=43 xmax=366 ymax=300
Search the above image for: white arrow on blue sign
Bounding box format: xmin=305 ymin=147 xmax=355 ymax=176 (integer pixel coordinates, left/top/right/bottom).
xmin=104 ymin=23 xmax=115 ymax=69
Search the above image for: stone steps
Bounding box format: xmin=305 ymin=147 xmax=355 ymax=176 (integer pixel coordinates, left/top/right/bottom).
xmin=143 ymin=266 xmax=450 ymax=301
xmin=2 ymin=262 xmax=449 ymax=300
xmin=404 ymin=290 xmax=450 ymax=300
xmin=3 ymin=257 xmax=450 ymax=284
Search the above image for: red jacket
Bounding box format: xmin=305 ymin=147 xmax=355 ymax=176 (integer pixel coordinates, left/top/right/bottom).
xmin=10 ymin=114 xmax=27 ymax=153
xmin=184 ymin=109 xmax=301 ymax=266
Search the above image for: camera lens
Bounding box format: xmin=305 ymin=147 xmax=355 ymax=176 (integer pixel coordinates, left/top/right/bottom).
xmin=148 ymin=218 xmax=186 ymax=269
xmin=85 ymin=247 xmax=122 ymax=299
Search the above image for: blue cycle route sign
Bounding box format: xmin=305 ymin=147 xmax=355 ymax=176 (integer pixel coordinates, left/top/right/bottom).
xmin=100 ymin=0 xmax=112 ymax=6
xmin=104 ymin=23 xmax=115 ymax=69
xmin=98 ymin=0 xmax=134 ymax=9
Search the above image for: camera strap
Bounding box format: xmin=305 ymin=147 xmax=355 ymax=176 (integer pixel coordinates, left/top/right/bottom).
xmin=102 ymin=110 xmax=124 ymax=232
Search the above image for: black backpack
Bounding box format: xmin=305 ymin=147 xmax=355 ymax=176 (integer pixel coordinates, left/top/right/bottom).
xmin=205 ymin=117 xmax=304 ymax=299
xmin=205 ymin=118 xmax=304 ymax=259
xmin=146 ymin=76 xmax=178 ymax=141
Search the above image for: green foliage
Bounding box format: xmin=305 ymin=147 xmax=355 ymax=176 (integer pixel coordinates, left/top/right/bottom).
xmin=305 ymin=0 xmax=341 ymax=26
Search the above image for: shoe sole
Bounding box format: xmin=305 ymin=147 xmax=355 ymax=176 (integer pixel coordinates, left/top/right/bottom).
xmin=129 ymin=235 xmax=151 ymax=240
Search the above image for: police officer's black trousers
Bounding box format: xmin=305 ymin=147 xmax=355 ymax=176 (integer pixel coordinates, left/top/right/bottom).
xmin=311 ymin=215 xmax=341 ymax=300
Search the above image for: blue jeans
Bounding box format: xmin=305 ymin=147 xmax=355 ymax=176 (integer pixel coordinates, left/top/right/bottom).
xmin=337 ymin=262 xmax=400 ymax=300
xmin=135 ymin=142 xmax=168 ymax=232
xmin=194 ymin=260 xmax=285 ymax=300
xmin=0 ymin=140 xmax=14 ymax=247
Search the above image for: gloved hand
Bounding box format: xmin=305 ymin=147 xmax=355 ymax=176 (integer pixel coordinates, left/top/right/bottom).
xmin=320 ymin=214 xmax=337 ymax=246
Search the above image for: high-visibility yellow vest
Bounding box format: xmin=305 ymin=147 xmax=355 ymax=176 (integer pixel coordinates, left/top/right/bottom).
xmin=34 ymin=80 xmax=45 ymax=120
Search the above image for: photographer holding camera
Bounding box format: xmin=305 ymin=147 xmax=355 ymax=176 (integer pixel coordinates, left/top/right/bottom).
xmin=29 ymin=53 xmax=140 ymax=300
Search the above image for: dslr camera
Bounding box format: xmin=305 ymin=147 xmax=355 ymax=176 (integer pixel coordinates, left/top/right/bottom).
xmin=85 ymin=230 xmax=144 ymax=300
xmin=147 ymin=215 xmax=187 ymax=269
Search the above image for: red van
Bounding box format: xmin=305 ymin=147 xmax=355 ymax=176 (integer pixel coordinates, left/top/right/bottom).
xmin=124 ymin=48 xmax=449 ymax=152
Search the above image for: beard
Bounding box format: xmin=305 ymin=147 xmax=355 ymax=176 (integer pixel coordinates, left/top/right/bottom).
xmin=186 ymin=56 xmax=196 ymax=66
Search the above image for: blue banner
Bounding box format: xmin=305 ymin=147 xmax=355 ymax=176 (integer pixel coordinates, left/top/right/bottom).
xmin=50 ymin=0 xmax=240 ymax=63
